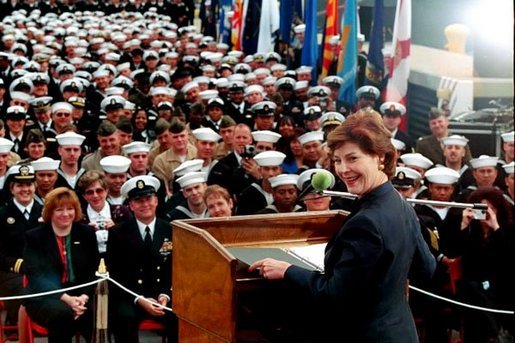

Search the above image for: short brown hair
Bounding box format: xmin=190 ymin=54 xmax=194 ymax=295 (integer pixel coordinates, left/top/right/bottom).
xmin=203 ymin=184 xmax=231 ymax=203
xmin=42 ymin=187 xmax=83 ymax=223
xmin=327 ymin=108 xmax=396 ymax=178
xmin=78 ymin=170 xmax=107 ymax=190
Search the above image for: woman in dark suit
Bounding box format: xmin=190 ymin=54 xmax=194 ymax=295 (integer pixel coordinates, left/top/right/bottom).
xmin=23 ymin=187 xmax=99 ymax=343
xmin=250 ymin=109 xmax=436 ymax=342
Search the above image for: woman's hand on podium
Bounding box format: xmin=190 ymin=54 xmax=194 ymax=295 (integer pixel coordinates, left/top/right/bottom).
xmin=249 ymin=258 xmax=292 ymax=280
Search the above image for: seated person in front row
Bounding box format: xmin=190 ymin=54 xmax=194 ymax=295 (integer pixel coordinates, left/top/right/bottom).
xmin=107 ymin=175 xmax=177 ymax=343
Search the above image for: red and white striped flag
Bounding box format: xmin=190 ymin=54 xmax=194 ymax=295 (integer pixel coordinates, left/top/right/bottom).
xmin=231 ymin=0 xmax=243 ymax=51
xmin=385 ymin=0 xmax=411 ymax=131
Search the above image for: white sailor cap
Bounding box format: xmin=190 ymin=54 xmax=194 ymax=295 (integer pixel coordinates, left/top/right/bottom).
xmin=297 ymin=168 xmax=335 ymax=192
xmin=321 ymin=112 xmax=345 ymax=128
xmin=425 ymin=167 xmax=460 ymax=185
xmin=270 ymin=63 xmax=287 ymax=72
xmin=143 ymin=50 xmax=159 ymax=60
xmin=501 ymin=131 xmax=514 ymax=143
xmin=207 ymin=97 xmax=224 ymax=107
xmin=262 ymin=76 xmax=277 ymax=86
xmin=214 ymin=78 xmax=230 ymax=88
xmin=181 ymin=81 xmax=199 ymax=94
xmin=391 ymin=138 xmax=406 ymax=151
xmin=265 ymin=52 xmax=281 ymax=62
xmin=322 ymin=75 xmax=344 ymax=87
xmin=380 ymin=102 xmax=406 ymax=116
xmin=0 ymin=137 xmax=15 ymax=153
xmin=150 ymin=87 xmax=173 ymax=97
xmin=254 ymin=68 xmax=270 ymax=76
xmin=121 ymin=175 xmax=161 ymax=200
xmin=251 ymin=101 xmax=276 ymax=116
xmin=192 ymin=127 xmax=221 ymax=142
xmin=307 ymin=86 xmax=331 ymax=98
xmin=176 ymin=171 xmax=207 ymax=189
xmin=173 ymin=159 xmax=204 ymax=177
xmin=294 ymin=24 xmax=306 ymax=33
xmin=122 ymin=141 xmax=151 ymax=155
xmin=199 ymin=89 xmax=219 ymax=101
xmin=92 ymin=69 xmax=110 ymax=79
xmin=242 ymin=55 xmax=254 ymax=64
xmin=295 ymin=65 xmax=312 ymax=74
xmin=442 ymin=135 xmax=469 ymax=147
xmin=55 ymin=131 xmax=86 ymax=146
xmin=193 ymin=76 xmax=210 ymax=84
xmin=269 ymin=174 xmax=299 ymax=188
xmin=244 ymin=73 xmax=257 ymax=82
xmin=357 ymin=33 xmax=365 ymax=42
xmin=9 ymin=91 xmax=32 ymax=102
xmin=56 ymin=63 xmax=75 ymax=74
xmin=244 ymin=84 xmax=264 ymax=97
xmin=200 ymin=64 xmax=216 ymax=72
xmin=298 ymin=131 xmax=324 ymax=145
xmin=469 ymin=155 xmax=499 ymax=169
xmin=116 ymin=62 xmax=131 ymax=72
xmin=100 ymin=155 xmax=131 ymax=174
xmin=150 ymin=70 xmax=170 ymax=84
xmin=32 ymin=157 xmax=60 ymax=171
xmin=105 ymin=87 xmax=125 ymax=96
xmin=227 ymin=50 xmax=243 ymax=59
xmin=294 ymin=80 xmax=309 ymax=91
xmin=51 ymin=101 xmax=73 ymax=114
xmin=502 ymin=161 xmax=514 ymax=174
xmin=400 ymin=153 xmax=434 ymax=170
xmin=157 ymin=101 xmax=173 ymax=110
xmin=254 ymin=151 xmax=286 ymax=167
xmin=252 ymin=130 xmax=281 ymax=144
xmin=356 ymin=85 xmax=380 ymax=99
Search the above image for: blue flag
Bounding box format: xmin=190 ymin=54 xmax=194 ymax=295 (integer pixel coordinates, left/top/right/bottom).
xmin=365 ymin=0 xmax=385 ymax=88
xmin=242 ymin=0 xmax=262 ymax=54
xmin=301 ymin=0 xmax=318 ymax=85
xmin=337 ymin=0 xmax=358 ymax=104
xmin=279 ymin=0 xmax=293 ymax=44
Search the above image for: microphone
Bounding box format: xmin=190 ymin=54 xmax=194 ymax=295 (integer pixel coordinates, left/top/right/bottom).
xmin=298 ymin=171 xmax=335 ymax=199
xmin=312 ymin=176 xmax=490 ymax=210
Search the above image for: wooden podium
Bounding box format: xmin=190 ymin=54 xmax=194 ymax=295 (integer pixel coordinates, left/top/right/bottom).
xmin=171 ymin=210 xmax=348 ymax=343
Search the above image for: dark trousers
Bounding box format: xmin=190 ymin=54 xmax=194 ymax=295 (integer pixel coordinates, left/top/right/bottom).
xmin=25 ymin=297 xmax=93 ymax=343
xmin=110 ymin=299 xmax=178 ymax=343
xmin=0 ymin=272 xmax=23 ymax=323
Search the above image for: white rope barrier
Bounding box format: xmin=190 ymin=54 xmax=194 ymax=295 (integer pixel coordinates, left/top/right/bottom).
xmin=105 ymin=276 xmax=173 ymax=312
xmin=0 ymin=278 xmax=105 ymax=301
xmin=409 ymin=285 xmax=515 ymax=315
xmin=1 ymin=276 xmax=512 ymax=316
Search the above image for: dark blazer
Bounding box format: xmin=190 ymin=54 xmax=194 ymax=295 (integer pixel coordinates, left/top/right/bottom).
xmin=394 ymin=130 xmax=416 ymax=153
xmin=23 ymin=223 xmax=99 ymax=298
xmin=285 ymin=182 xmax=436 ymax=342
xmin=236 ymin=183 xmax=269 ymax=215
xmin=0 ymin=200 xmax=43 ymax=275
xmin=107 ymin=218 xmax=172 ymax=302
xmin=207 ymin=152 xmax=258 ymax=196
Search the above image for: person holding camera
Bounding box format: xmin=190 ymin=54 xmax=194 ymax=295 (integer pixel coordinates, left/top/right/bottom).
xmin=208 ymin=124 xmax=261 ymax=197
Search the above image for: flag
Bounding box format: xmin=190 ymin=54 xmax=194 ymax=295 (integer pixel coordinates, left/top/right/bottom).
xmin=386 ymin=0 xmax=411 ymax=131
xmin=257 ymin=0 xmax=280 ymax=53
xmin=301 ymin=0 xmax=318 ymax=85
xmin=365 ymin=0 xmax=385 ymax=88
xmin=320 ymin=0 xmax=339 ymax=78
xmin=337 ymin=0 xmax=358 ymax=104
xmin=231 ymin=0 xmax=243 ymax=50
xmin=242 ymin=0 xmax=262 ymax=54
xmin=218 ymin=0 xmax=233 ymax=44
xmin=279 ymin=0 xmax=294 ymax=44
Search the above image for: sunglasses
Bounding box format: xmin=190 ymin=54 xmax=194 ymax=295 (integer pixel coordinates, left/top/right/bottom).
xmin=55 ymin=112 xmax=71 ymax=118
xmin=85 ymin=188 xmax=106 ymax=196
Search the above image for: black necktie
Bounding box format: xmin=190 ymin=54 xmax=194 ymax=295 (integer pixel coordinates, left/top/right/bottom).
xmin=23 ymin=209 xmax=30 ymax=220
xmin=13 ymin=138 xmax=20 ymax=152
xmin=144 ymin=226 xmax=152 ymax=251
xmin=42 ymin=124 xmax=47 ymax=132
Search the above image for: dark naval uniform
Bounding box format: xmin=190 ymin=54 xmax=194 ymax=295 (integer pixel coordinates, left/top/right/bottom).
xmin=236 ymin=183 xmax=273 ymax=215
xmin=0 ymin=199 xmax=43 ymax=321
xmin=107 ymin=217 xmax=176 ymax=342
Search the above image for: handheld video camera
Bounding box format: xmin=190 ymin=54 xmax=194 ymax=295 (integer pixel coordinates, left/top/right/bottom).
xmin=240 ymin=144 xmax=256 ymax=159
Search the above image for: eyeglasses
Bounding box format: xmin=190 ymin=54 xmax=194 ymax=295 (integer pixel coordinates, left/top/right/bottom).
xmin=85 ymin=188 xmax=106 ymax=196
xmin=55 ymin=112 xmax=71 ymax=118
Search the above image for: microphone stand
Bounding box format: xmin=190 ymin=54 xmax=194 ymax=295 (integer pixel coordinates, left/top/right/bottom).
xmin=320 ymin=190 xmax=488 ymax=210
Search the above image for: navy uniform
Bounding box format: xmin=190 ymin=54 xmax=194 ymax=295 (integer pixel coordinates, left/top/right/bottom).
xmin=380 ymin=102 xmax=416 ymax=153
xmin=166 ymin=172 xmax=209 ymax=221
xmin=107 ymin=175 xmax=177 ymax=343
xmin=237 ymin=151 xmax=286 ymax=215
xmin=255 ymin=174 xmax=302 ymax=214
xmin=0 ymin=165 xmax=42 ymax=323
xmin=5 ymin=104 xmax=30 ymax=159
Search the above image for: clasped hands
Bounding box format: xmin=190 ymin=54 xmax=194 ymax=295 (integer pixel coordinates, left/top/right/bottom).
xmin=61 ymin=293 xmax=89 ymax=320
xmin=137 ymin=295 xmax=168 ymax=317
